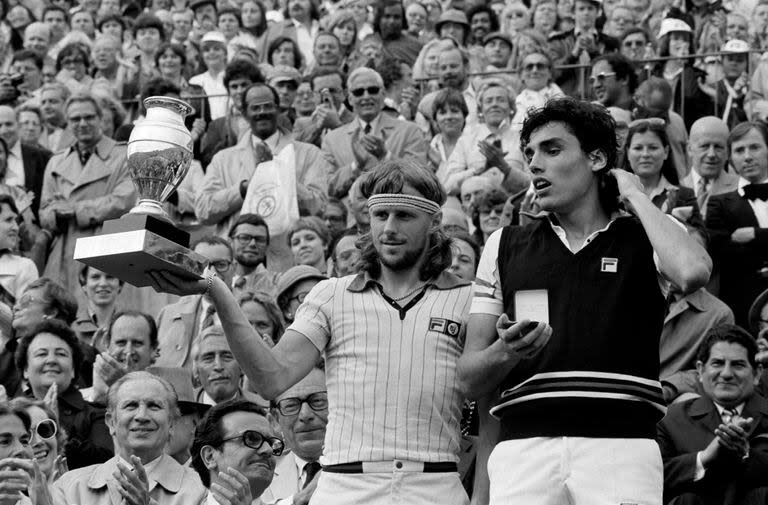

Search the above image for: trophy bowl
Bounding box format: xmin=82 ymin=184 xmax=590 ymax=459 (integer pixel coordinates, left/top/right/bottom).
xmin=127 ymin=96 xmax=194 ymax=222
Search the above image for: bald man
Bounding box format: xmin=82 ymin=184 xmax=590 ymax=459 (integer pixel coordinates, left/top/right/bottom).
xmin=23 ymin=22 xmax=52 ymax=55
xmin=681 ymin=116 xmax=738 ymax=218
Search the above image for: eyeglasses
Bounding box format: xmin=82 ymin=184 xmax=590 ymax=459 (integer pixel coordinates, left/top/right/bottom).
xmin=219 ymin=430 xmax=285 ymax=456
xmin=68 ymin=114 xmax=98 ymax=123
xmin=275 ymin=391 xmax=329 ymax=416
xmin=32 ymin=419 xmax=57 ymax=440
xmin=523 ymin=62 xmax=548 ymax=71
xmin=628 ymin=117 xmax=666 ymax=128
xmin=350 ymin=86 xmax=381 ymax=97
xmin=233 ymin=234 xmax=268 ymax=246
xmin=207 ymin=259 xmax=232 ymax=273
xmin=589 ymin=72 xmax=617 ymax=85
xmin=287 ymin=291 xmax=309 ymax=305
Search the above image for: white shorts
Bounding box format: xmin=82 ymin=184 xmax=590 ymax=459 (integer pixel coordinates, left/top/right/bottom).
xmin=309 ymin=466 xmax=469 ymax=505
xmin=488 ymin=437 xmax=663 ymax=505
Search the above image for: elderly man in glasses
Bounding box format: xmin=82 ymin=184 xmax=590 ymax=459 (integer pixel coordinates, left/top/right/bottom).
xmin=191 ymin=400 xmax=283 ymax=505
xmin=262 ymin=368 xmax=327 ymax=505
xmin=155 ymin=236 xmax=236 ymax=369
xmin=322 ymin=67 xmax=427 ymax=200
xmin=53 ymin=371 xmax=207 ymax=505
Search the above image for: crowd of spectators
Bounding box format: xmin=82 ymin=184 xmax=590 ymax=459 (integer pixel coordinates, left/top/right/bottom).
xmin=0 ymin=0 xmax=765 ymax=502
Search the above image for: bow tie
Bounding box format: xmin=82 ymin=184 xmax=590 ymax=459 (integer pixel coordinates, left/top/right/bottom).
xmin=743 ymin=183 xmax=768 ymax=201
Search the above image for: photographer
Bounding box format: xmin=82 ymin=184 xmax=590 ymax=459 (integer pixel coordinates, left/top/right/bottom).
xmin=0 ymin=50 xmax=44 ymax=106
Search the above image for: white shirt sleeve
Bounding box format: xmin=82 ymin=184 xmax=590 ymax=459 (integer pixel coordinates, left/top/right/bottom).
xmin=694 ymin=451 xmax=706 ymax=481
xmin=470 ymin=229 xmax=505 ymax=317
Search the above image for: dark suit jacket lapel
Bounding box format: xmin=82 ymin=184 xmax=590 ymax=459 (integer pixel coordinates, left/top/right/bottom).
xmin=690 ymin=396 xmax=723 ymax=433
xmin=727 ymin=192 xmax=760 ymax=228
xmin=742 ymin=394 xmax=768 ymax=437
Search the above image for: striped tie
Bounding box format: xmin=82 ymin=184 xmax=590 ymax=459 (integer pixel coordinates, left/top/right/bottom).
xmin=697 ymin=177 xmax=710 ymax=216
xmin=721 ymin=407 xmax=738 ymax=424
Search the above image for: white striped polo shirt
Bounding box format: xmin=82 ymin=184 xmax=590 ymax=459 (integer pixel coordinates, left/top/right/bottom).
xmin=289 ymin=270 xmax=473 ymax=465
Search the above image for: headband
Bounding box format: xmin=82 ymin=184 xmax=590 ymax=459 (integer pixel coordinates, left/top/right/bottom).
xmin=367 ymin=194 xmax=441 ymax=215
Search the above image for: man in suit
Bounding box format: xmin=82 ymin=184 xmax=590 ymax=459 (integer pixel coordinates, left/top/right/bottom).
xmin=656 ymin=324 xmax=768 ymax=505
xmin=548 ymin=0 xmax=620 ymax=97
xmin=262 ymin=367 xmax=327 ymax=505
xmin=706 ymin=122 xmax=768 ymax=327
xmin=156 ymin=236 xmax=235 ymax=369
xmin=0 ymin=105 xmax=52 ymax=218
xmin=322 ymin=67 xmax=427 ymax=200
xmin=196 ymin=83 xmax=330 ymax=273
xmin=681 ymin=117 xmax=739 ymax=219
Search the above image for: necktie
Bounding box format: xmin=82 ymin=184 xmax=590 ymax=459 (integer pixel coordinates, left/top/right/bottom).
xmin=201 ymin=304 xmax=216 ymax=330
xmin=303 ymin=461 xmax=321 ymax=488
xmin=696 ymin=177 xmax=710 ymax=214
xmin=254 ymin=141 xmax=273 ymax=163
xmin=78 ymin=147 xmax=92 ymax=166
xmin=363 ymin=123 xmax=371 ymax=135
xmin=721 ymin=407 xmax=739 ymax=424
xmin=743 ymin=183 xmax=768 ymax=201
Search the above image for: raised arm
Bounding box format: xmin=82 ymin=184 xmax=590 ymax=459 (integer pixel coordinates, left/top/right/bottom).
xmin=149 ymin=270 xmax=320 ymax=399
xmin=612 ymin=169 xmax=712 ymax=294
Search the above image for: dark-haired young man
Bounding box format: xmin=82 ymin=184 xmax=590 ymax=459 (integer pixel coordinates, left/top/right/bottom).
xmin=657 ymin=325 xmax=768 ymax=505
xmin=459 ymin=98 xmax=711 ymax=504
xmin=191 ymin=400 xmax=282 ymax=505
xmin=589 ymin=52 xmax=637 ymax=110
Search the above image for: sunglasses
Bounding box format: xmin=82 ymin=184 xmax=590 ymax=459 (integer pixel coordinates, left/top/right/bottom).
xmin=33 ymin=419 xmax=58 ymax=440
xmin=523 ymin=62 xmax=548 ymax=71
xmin=589 ymin=72 xmax=617 ymax=85
xmin=350 ymin=86 xmax=380 ymax=97
xmin=220 ymin=430 xmax=285 ymax=456
xmin=623 ymin=40 xmax=645 ymax=48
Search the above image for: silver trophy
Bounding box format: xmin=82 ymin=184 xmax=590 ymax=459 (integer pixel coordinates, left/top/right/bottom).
xmin=74 ymin=96 xmax=207 ymax=287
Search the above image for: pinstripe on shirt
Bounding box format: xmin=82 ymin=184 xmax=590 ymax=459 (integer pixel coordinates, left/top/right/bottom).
xmin=289 ymin=271 xmax=473 ymax=465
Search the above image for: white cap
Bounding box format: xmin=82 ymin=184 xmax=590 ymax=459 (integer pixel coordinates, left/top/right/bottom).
xmin=721 ymin=39 xmax=750 ymax=53
xmin=200 ymin=31 xmax=227 ymax=45
xmin=658 ymin=18 xmax=692 ymax=38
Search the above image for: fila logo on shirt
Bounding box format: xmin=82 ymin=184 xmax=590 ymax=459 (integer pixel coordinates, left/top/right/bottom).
xmin=601 ymin=257 xmax=618 ymax=273
xmin=429 ymin=318 xmax=462 ymax=338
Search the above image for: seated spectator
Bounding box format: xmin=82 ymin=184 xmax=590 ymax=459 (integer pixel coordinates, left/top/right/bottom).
xmin=0 ymin=105 xmax=52 ymax=219
xmin=430 ymin=88 xmax=468 ymax=180
xmin=72 ymin=265 xmax=122 ymax=350
xmin=288 ymin=217 xmax=330 ymax=274
xmin=84 ymin=311 xmax=159 ymax=405
xmin=312 ymin=32 xmax=343 ymax=71
xmin=217 ymin=6 xmax=242 ymax=45
xmin=293 ymin=67 xmax=354 ymax=148
xmin=624 ymin=119 xmax=698 ymax=220
xmin=237 ymin=291 xmax=285 ymax=345
xmin=375 ymin=1 xmax=423 ymax=67
xmin=15 ymin=319 xmax=113 ymax=469
xmin=620 ymin=27 xmax=651 ymax=72
xmin=263 ymin=368 xmax=327 ymax=504
xmin=657 ymin=325 xmax=768 ymax=505
xmin=447 ymin=230 xmax=479 ymax=282
xmin=329 ymin=229 xmax=361 ymax=277
xmin=468 ymin=5 xmax=499 ymax=47
xmin=511 ymin=51 xmax=564 ymax=129
xmin=482 ymin=32 xmax=512 ymax=71
xmin=11 ymin=276 xmax=78 ymax=340
xmin=0 ymin=195 xmax=38 ymax=307
xmin=156 ymin=236 xmax=235 ymax=369
xmin=441 ymin=207 xmax=470 ymax=234
xmin=0 ymin=402 xmax=36 ymax=505
xmin=54 ymin=43 xmax=94 ymax=95
xmin=190 ymin=400 xmax=283 ymax=505
xmin=42 ymin=6 xmax=69 ymax=49
xmin=471 ymin=188 xmax=509 ymax=245
xmin=10 ymin=397 xmax=66 ymax=494
xmin=321 ymin=198 xmax=348 ymax=239
xmin=53 ymin=371 xmax=207 ymax=505
xmin=192 ymin=325 xmax=265 ymax=406
xmin=347 ymin=176 xmax=370 ymax=235
xmin=712 ymin=40 xmax=750 ymax=130
xmin=443 ymin=80 xmax=528 ymax=196
xmin=266 ymin=36 xmax=304 ymax=70
xmin=17 ymin=105 xmax=44 ymax=147
xmin=10 ymin=50 xmax=44 ymax=104
xmin=590 ymin=52 xmax=638 ymax=110
xmin=274 ymin=265 xmax=326 ymax=324
xmin=459 ymin=176 xmax=493 ymax=231
xmin=146 ymin=366 xmax=209 ymax=465
xmin=230 ymin=214 xmax=279 ymax=297
xmin=605 ymin=3 xmax=638 ymax=39
xmin=37 ymin=82 xmax=72 ymax=152
xmin=24 ymin=22 xmax=52 ymax=57
xmin=267 ymin=65 xmax=301 ymax=127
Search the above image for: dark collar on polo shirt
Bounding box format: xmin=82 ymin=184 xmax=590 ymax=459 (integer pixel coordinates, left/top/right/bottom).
xmin=346 ymin=270 xmax=470 ymax=293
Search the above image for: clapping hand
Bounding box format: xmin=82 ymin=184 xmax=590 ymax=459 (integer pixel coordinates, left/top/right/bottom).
xmin=360 ymin=133 xmax=387 ymax=160
xmin=477 ymin=140 xmax=509 ymax=175
xmin=351 ymin=127 xmax=374 ymax=169
xmin=211 ymin=468 xmax=253 ymax=505
xmin=0 ymin=458 xmax=33 ymax=505
xmin=113 ymin=456 xmax=150 ymax=505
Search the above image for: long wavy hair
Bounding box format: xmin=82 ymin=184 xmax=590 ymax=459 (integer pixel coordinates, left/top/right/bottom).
xmin=357 ymin=159 xmax=451 ymax=281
